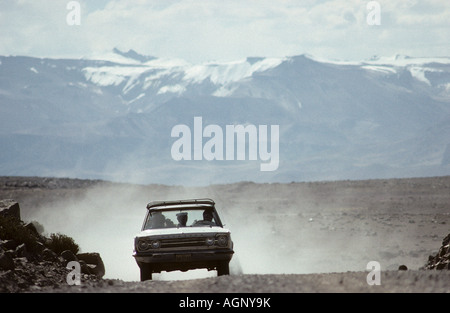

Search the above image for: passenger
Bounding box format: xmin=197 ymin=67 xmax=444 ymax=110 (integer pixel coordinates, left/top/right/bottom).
xmin=176 ymin=212 xmax=188 ymax=227
xmin=151 ymin=212 xmax=165 ymax=228
xmin=165 ymin=218 xmax=175 ymax=227
xmin=197 ymin=210 xmax=215 ymax=226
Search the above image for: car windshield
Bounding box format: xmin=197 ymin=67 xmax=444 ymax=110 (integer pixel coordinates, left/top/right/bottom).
xmin=143 ymin=207 xmax=217 ymax=230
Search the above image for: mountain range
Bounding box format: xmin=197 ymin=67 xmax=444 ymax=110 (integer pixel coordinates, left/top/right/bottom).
xmin=1 ymin=49 xmax=450 ymax=185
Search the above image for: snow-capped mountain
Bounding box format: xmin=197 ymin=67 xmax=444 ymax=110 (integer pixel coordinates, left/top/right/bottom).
xmin=1 ymin=49 xmax=449 ymax=185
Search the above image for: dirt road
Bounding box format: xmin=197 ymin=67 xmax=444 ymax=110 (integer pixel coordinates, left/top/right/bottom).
xmin=33 ymin=270 xmax=450 ymax=293
xmin=1 ymin=176 xmax=449 ymax=293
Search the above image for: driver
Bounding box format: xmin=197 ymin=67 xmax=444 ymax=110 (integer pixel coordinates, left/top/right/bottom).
xmin=197 ymin=210 xmax=215 ymax=226
xmin=176 ymin=212 xmax=188 ymax=227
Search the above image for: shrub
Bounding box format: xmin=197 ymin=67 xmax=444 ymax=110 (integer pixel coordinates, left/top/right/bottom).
xmin=46 ymin=233 xmax=80 ymax=255
xmin=0 ymin=216 xmax=80 ymax=256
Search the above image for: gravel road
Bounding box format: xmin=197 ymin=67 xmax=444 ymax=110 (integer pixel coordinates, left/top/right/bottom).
xmin=2 ymin=176 xmax=449 ymax=294
xmin=35 ymin=270 xmax=450 ymax=293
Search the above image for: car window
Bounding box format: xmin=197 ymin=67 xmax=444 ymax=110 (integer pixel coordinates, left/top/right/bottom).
xmin=143 ymin=208 xmax=217 ymax=229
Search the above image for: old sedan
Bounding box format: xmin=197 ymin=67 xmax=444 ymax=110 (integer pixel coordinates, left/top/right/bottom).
xmin=133 ymin=198 xmax=234 ymax=281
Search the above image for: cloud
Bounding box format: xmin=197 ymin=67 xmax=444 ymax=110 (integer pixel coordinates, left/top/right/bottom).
xmin=0 ymin=0 xmax=448 ymax=62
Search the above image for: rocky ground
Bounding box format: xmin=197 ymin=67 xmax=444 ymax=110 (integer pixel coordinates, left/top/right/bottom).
xmin=0 ymin=198 xmax=106 ymax=293
xmin=0 ymin=175 xmax=449 ymax=293
xmin=0 ymin=254 xmax=104 ymax=293
xmin=28 ymin=270 xmax=449 ymax=293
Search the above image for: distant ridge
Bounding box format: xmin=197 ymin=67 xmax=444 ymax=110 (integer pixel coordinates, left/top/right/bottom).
xmin=0 ymin=51 xmax=449 ymax=185
xmin=112 ymin=48 xmax=156 ymax=63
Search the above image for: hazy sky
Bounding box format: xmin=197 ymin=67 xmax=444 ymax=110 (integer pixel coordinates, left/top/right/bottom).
xmin=1 ymin=0 xmax=449 ymax=63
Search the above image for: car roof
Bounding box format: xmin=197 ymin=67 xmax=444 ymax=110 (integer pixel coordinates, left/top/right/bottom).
xmin=146 ymin=198 xmax=215 ymax=211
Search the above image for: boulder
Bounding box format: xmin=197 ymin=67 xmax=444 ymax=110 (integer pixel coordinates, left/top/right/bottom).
xmin=424 ymin=232 xmax=450 ymax=270
xmin=0 ymin=249 xmax=15 ymax=270
xmin=0 ymin=239 xmax=18 ymax=251
xmin=0 ymin=200 xmax=21 ymax=220
xmin=78 ymin=260 xmax=91 ymax=276
xmin=442 ymin=233 xmax=450 ymax=247
xmin=76 ymin=252 xmax=105 ymax=278
xmin=41 ymin=248 xmax=58 ymax=262
xmin=15 ymin=243 xmax=27 ymax=258
xmin=24 ymin=222 xmax=40 ymax=237
xmin=60 ymin=250 xmax=78 ymax=262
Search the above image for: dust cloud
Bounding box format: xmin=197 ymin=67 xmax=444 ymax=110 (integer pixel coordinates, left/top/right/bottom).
xmin=25 ymin=178 xmax=450 ymax=281
xmin=26 ymin=182 xmax=337 ymax=281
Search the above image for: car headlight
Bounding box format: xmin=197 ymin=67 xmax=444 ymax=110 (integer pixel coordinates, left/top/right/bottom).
xmin=150 ymin=240 xmax=161 ymax=249
xmin=137 ymin=239 xmax=150 ymax=251
xmin=205 ymin=237 xmax=215 ymax=246
xmin=137 ymin=239 xmax=160 ymax=251
xmin=217 ymin=235 xmax=228 ymax=247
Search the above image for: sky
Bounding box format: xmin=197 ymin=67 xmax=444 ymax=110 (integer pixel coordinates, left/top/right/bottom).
xmin=0 ymin=0 xmax=449 ymax=64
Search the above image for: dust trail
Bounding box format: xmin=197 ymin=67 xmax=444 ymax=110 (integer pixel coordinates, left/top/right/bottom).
xmin=26 ymin=183 xmax=244 ymax=281
xmin=26 ymin=183 xmax=333 ymax=281
xmin=26 ymin=180 xmax=422 ymax=281
xmin=29 ymin=183 xmax=154 ymax=281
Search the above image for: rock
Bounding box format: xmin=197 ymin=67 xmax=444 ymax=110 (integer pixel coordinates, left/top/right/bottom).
xmin=24 ymin=222 xmax=40 ymax=237
xmin=0 ymin=239 xmax=18 ymax=251
xmin=60 ymin=250 xmax=78 ymax=262
xmin=442 ymin=234 xmax=450 ymax=247
xmin=424 ymin=233 xmax=450 ymax=270
xmin=78 ymin=259 xmax=91 ymax=275
xmin=34 ymin=241 xmax=45 ymax=255
xmin=41 ymin=248 xmax=58 ymax=262
xmin=0 ymin=199 xmax=21 ymax=220
xmin=77 ymin=252 xmax=105 ymax=278
xmin=15 ymin=243 xmax=27 ymax=258
xmin=0 ymin=250 xmax=15 ymax=270
xmin=436 ymin=261 xmax=449 ymax=270
xmin=0 ymin=199 xmax=107 ymax=292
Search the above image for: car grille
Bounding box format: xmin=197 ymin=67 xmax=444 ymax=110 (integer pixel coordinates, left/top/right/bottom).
xmin=136 ymin=232 xmax=230 ymax=252
xmin=160 ymin=236 xmax=207 ymax=249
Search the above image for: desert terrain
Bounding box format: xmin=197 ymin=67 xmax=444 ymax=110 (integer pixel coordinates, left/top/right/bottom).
xmin=0 ymin=175 xmax=449 ymax=293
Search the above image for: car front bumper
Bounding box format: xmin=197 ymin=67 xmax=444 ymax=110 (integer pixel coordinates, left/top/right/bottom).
xmin=133 ymin=248 xmax=234 ymax=272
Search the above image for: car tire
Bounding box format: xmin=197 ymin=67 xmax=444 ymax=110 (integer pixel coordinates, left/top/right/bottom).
xmin=140 ymin=265 xmax=153 ymax=281
xmin=217 ymin=261 xmax=230 ymax=276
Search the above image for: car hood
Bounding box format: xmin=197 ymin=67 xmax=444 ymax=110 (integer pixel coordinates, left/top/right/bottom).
xmin=135 ymin=226 xmax=231 ymax=238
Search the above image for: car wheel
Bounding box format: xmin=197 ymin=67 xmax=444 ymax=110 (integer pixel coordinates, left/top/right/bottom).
xmin=217 ymin=261 xmax=230 ymax=276
xmin=140 ymin=265 xmax=153 ymax=281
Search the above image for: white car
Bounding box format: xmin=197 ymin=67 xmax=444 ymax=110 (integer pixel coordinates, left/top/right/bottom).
xmin=133 ymin=198 xmax=234 ymax=281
